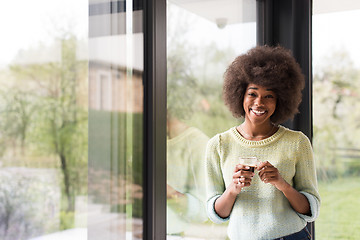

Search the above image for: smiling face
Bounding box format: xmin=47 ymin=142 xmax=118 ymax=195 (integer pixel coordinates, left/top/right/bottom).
xmin=243 ymin=83 xmax=277 ymax=126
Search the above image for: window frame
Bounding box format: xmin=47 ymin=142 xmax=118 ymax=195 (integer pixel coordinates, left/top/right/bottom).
xmin=143 ymin=0 xmax=167 ymax=238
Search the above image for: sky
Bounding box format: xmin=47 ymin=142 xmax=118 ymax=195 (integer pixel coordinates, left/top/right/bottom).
xmin=0 ymin=0 xmax=360 ymax=70
xmin=0 ymin=0 xmax=87 ymax=67
xmin=313 ymin=9 xmax=360 ymax=69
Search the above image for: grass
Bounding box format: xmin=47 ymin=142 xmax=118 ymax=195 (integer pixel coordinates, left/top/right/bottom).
xmin=316 ymin=176 xmax=360 ymax=239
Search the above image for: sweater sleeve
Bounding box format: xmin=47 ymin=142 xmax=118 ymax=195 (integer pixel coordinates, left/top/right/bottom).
xmin=205 ymin=135 xmax=229 ymax=223
xmin=293 ymin=133 xmax=321 ymax=222
xmin=167 ymin=129 xmax=209 ymax=223
xmin=184 ymin=131 xmax=209 ymax=222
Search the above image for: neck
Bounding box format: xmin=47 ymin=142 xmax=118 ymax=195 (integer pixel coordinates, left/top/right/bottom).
xmin=167 ymin=117 xmax=189 ymax=139
xmin=238 ymin=121 xmax=276 ymax=140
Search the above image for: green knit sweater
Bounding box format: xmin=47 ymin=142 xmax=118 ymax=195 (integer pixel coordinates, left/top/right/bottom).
xmin=205 ymin=125 xmax=320 ymax=240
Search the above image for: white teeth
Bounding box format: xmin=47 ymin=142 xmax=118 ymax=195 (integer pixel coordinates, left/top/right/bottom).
xmin=252 ymin=109 xmax=265 ymax=114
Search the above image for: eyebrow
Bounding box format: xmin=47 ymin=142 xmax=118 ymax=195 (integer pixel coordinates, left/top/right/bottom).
xmin=248 ymin=87 xmax=274 ymax=91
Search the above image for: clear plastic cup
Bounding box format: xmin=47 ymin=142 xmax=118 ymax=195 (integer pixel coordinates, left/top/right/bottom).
xmin=239 ymin=157 xmax=259 ymax=172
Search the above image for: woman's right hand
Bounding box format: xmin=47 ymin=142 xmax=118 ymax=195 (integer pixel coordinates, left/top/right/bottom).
xmin=214 ymin=164 xmax=255 ymax=218
xmin=231 ymin=164 xmax=255 ymax=194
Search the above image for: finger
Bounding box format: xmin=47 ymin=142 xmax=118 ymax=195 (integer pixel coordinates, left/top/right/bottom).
xmin=233 ymin=177 xmax=244 ymax=184
xmin=257 ymin=161 xmax=273 ymax=169
xmin=233 ymin=170 xmax=254 ymax=179
xmin=232 ymin=181 xmax=244 ymax=190
xmin=234 ymin=179 xmax=251 ymax=187
xmin=233 ymin=178 xmax=239 ymax=184
xmin=256 ymin=161 xmax=266 ymax=170
xmin=259 ymin=171 xmax=278 ymax=181
xmin=264 ymin=161 xmax=274 ymax=167
xmin=263 ymin=177 xmax=270 ymax=183
xmin=257 ymin=161 xmax=274 ymax=170
xmin=262 ymin=176 xmax=278 ymax=183
xmin=258 ymin=166 xmax=273 ymax=177
xmin=234 ymin=182 xmax=243 ymax=189
xmin=233 ymin=176 xmax=252 ymax=184
xmin=234 ymin=164 xmax=250 ymax=172
xmin=233 ymin=179 xmax=251 ymax=189
xmin=237 ymin=182 xmax=246 ymax=188
xmin=262 ymin=174 xmax=279 ymax=182
xmin=258 ymin=165 xmax=278 ymax=175
xmin=242 ymin=177 xmax=252 ymax=184
xmin=258 ymin=168 xmax=277 ymax=178
xmin=239 ymin=176 xmax=252 ymax=183
xmin=241 ymin=181 xmax=252 ymax=187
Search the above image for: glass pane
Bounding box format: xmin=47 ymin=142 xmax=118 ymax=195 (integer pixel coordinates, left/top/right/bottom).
xmin=88 ymin=0 xmax=143 ymax=239
xmin=166 ymin=0 xmax=256 ymax=239
xmin=0 ymin=0 xmax=88 ymax=239
xmin=313 ymin=2 xmax=360 ymax=239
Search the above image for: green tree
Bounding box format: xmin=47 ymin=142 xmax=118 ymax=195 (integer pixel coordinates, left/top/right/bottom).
xmin=313 ymin=49 xmax=360 ymax=179
xmin=3 ymin=34 xmax=88 ymax=216
xmin=0 ymin=90 xmax=36 ymax=156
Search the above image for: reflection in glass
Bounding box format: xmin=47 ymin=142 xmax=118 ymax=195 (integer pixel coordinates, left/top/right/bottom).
xmin=0 ymin=0 xmax=88 ymax=239
xmin=167 ymin=71 xmax=209 ymax=236
xmin=88 ymin=0 xmax=143 ymax=239
xmin=166 ymin=1 xmax=256 ymax=238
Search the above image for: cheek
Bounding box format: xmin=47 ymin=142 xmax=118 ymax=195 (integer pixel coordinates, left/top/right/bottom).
xmin=242 ymin=98 xmax=251 ymax=111
xmin=269 ymin=101 xmax=277 ymax=113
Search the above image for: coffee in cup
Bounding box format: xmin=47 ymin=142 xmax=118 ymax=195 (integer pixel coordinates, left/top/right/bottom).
xmin=239 ymin=157 xmax=258 ymax=172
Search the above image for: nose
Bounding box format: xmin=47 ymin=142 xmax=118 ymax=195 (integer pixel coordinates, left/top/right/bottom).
xmin=254 ymin=96 xmax=264 ymax=106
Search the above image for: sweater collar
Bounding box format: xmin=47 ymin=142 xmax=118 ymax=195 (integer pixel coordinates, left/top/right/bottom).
xmin=231 ymin=125 xmax=286 ymax=147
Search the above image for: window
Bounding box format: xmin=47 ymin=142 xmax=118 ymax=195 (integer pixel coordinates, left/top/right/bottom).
xmin=0 ymin=0 xmax=88 ymax=239
xmin=313 ymin=1 xmax=360 ymax=239
xmin=88 ymin=0 xmax=144 ymax=239
xmin=166 ymin=0 xmax=256 ymax=238
xmin=99 ymin=72 xmax=112 ymax=110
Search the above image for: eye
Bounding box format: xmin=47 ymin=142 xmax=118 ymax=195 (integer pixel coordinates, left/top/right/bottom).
xmin=265 ymin=95 xmax=274 ymax=99
xmin=248 ymin=92 xmax=257 ymax=97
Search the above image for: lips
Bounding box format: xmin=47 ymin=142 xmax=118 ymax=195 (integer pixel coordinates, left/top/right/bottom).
xmin=250 ymin=108 xmax=267 ymax=116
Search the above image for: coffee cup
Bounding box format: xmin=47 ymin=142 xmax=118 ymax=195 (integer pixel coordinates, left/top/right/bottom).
xmin=239 ymin=157 xmax=258 ymax=172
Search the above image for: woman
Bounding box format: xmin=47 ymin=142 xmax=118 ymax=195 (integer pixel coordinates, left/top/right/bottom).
xmin=205 ymin=45 xmax=320 ymax=240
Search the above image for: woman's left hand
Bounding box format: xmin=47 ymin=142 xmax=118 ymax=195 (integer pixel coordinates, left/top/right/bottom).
xmin=257 ymin=161 xmax=311 ymax=215
xmin=257 ymin=161 xmax=288 ymax=191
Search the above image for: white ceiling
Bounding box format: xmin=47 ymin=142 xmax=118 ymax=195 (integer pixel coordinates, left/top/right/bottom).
xmin=169 ymin=0 xmax=256 ymax=28
xmin=313 ymin=0 xmax=360 ymax=14
xmin=170 ymin=0 xmax=360 ymax=28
